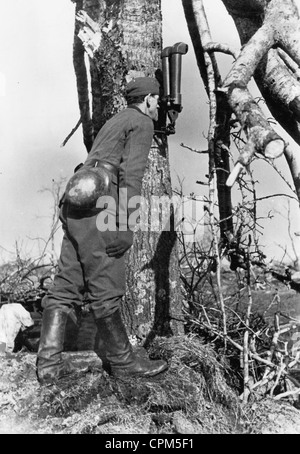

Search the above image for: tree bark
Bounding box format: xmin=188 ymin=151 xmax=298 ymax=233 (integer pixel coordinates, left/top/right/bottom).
xmin=74 ymin=0 xmax=184 ymax=342
xmin=72 ymin=0 xmax=94 ymax=152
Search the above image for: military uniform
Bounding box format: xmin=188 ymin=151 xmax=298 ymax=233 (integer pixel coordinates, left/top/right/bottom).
xmin=43 ymin=105 xmax=154 ymax=319
xmin=37 ymin=77 xmax=167 ymax=383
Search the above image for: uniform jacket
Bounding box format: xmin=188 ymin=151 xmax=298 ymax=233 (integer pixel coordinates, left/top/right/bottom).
xmin=83 ymin=106 xmax=154 ymax=206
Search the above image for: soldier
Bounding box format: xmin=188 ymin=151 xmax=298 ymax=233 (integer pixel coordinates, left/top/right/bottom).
xmin=36 ymin=77 xmax=168 ymax=384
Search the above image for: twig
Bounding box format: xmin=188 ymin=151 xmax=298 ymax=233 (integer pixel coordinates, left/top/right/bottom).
xmin=255 ymin=193 xmax=298 ymax=203
xmin=225 ymin=306 xmax=258 ymax=337
xmin=270 ymin=357 xmax=286 ymax=397
xmin=262 ymin=293 xmax=280 ymax=318
xmin=288 ymin=351 xmax=300 ymax=369
xmin=180 ymin=143 xmax=209 ymax=154
xmin=201 ymin=305 xmax=212 ymax=328
xmin=61 ymin=118 xmax=82 ymax=147
xmin=242 ymin=244 xmax=254 ymax=404
xmin=273 ymin=388 xmax=300 ymax=400
xmin=198 ymin=319 xmax=278 ymax=368
xmin=250 ymin=370 xmax=276 ymax=391
xmin=260 ymin=156 xmax=297 ymax=196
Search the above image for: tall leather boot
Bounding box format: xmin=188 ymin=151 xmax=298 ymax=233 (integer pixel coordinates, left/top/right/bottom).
xmin=95 ymin=310 xmax=168 ymax=378
xmin=36 ymin=307 xmax=74 ymax=385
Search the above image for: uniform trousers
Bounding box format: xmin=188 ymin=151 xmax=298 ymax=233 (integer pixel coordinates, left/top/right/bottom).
xmin=42 ymin=184 xmax=125 ymax=320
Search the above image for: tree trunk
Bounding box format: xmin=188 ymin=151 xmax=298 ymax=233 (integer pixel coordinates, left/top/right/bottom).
xmin=73 ymin=0 xmax=184 ymax=343
xmin=72 ymin=0 xmax=94 ymax=152
xmin=182 ymin=0 xmax=234 ymax=244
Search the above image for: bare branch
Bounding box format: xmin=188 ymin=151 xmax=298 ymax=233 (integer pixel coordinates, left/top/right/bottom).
xmin=222 ymin=24 xmax=275 ymax=88
xmin=61 ymin=118 xmax=82 ymax=148
xmin=273 ymin=387 xmax=300 ymax=400
xmin=277 ymin=49 xmax=300 ymax=81
xmin=203 ymin=41 xmax=238 ymax=60
xmin=180 ymin=142 xmax=209 ymax=154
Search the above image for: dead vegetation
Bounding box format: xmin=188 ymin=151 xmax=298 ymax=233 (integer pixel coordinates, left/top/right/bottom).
xmin=1 ymin=239 xmax=300 ymax=434
xmin=1 ymin=322 xmax=300 ymax=434
xmin=0 ymin=335 xmax=242 ymax=434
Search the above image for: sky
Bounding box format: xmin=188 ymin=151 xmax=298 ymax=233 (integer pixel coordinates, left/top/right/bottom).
xmin=0 ymin=0 xmax=300 ymax=265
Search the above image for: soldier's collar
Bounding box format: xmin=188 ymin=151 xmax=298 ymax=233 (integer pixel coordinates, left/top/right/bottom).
xmin=127 ymin=105 xmax=148 ymax=117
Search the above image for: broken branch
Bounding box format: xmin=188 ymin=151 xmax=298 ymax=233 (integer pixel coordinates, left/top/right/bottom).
xmin=61 ymin=118 xmax=82 ymax=148
xmin=180 ymin=143 xmax=209 ymax=154
xmin=76 ymin=10 xmax=102 ymax=58
xmin=203 ymin=41 xmax=238 ymax=60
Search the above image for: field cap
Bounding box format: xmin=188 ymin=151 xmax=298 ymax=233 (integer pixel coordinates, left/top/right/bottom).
xmin=126 ymin=77 xmax=160 ymax=98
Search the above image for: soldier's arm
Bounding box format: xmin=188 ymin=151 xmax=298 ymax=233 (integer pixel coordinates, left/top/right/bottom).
xmin=118 ymin=115 xmax=154 ymax=229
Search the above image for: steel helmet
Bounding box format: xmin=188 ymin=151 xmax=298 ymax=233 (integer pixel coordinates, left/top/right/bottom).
xmin=64 ymin=166 xmax=111 ymax=209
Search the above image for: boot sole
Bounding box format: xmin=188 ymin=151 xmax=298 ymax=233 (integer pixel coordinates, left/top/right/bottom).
xmin=112 ymin=363 xmax=168 ymax=378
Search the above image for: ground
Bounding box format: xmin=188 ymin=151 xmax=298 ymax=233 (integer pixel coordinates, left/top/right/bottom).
xmin=1 ymin=332 xmax=300 ymax=435
xmin=1 ymin=264 xmax=300 ymax=435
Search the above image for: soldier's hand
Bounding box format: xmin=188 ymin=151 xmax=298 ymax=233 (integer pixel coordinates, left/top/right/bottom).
xmin=106 ymin=230 xmax=134 ymax=257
